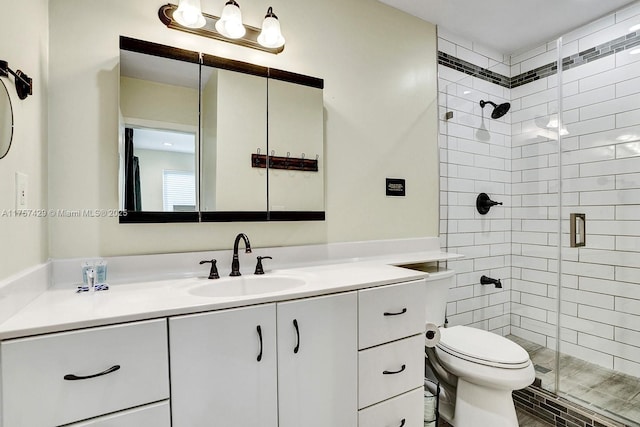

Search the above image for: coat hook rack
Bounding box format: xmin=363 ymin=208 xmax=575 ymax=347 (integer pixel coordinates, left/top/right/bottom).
xmin=251 ymin=150 xmax=319 ymax=172
xmin=476 ymin=193 xmax=502 ymax=215
xmin=0 ymin=60 xmax=32 ymax=100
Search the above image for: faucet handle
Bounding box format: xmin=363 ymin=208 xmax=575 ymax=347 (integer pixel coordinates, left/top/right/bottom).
xmin=254 ymin=256 xmax=273 ymax=275
xmin=199 ymin=259 xmax=220 ymax=280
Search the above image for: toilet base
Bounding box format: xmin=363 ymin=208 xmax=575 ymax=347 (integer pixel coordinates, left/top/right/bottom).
xmin=446 ymin=378 xmax=519 ymax=427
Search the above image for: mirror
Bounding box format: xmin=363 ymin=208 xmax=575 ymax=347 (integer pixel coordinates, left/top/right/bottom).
xmin=118 ymin=37 xmax=324 ymax=223
xmin=267 ymin=78 xmax=324 ymax=212
xmin=0 ymin=78 xmax=13 ymax=159
xmin=119 ymin=48 xmax=199 ymax=215
xmin=200 ymin=66 xmax=268 ymax=212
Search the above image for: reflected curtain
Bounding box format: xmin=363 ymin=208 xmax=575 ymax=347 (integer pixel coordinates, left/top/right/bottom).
xmin=124 ymin=128 xmax=142 ymax=211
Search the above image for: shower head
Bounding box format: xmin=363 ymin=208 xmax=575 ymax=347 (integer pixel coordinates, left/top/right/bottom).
xmin=480 ymin=100 xmax=511 ymax=119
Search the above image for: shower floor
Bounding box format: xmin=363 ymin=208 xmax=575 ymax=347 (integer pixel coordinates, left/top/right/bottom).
xmin=508 ymin=335 xmax=640 ymax=426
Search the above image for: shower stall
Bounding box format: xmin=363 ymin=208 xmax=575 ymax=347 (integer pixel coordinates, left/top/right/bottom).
xmin=438 ymin=2 xmax=640 ymax=425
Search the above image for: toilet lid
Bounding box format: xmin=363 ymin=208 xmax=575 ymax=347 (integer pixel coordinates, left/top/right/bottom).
xmin=437 ymin=325 xmax=530 ymax=369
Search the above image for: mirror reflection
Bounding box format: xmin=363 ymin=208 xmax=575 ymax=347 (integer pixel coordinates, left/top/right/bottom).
xmin=0 ymin=79 xmax=13 ymax=159
xmin=118 ymin=37 xmax=325 ymax=222
xmin=119 ymin=50 xmax=199 ymax=212
xmin=267 ymin=79 xmax=324 ymax=212
xmin=200 ymin=66 xmax=268 ymax=212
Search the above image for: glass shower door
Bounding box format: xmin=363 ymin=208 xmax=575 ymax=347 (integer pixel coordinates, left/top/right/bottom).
xmin=557 ymin=6 xmax=640 ymax=424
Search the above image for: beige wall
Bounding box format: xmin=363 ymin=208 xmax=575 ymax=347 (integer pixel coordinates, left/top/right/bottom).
xmin=48 ymin=0 xmax=439 ymax=258
xmin=120 ymin=76 xmax=199 ymax=127
xmin=0 ymin=0 xmax=49 ymax=280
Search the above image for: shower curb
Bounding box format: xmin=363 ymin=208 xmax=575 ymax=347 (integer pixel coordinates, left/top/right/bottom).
xmin=513 ymin=385 xmax=630 ymax=427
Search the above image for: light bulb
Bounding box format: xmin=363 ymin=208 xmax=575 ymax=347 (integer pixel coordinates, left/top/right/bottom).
xmin=215 ymin=0 xmax=246 ymax=39
xmin=174 ymin=0 xmax=206 ymax=28
xmin=258 ymin=7 xmax=285 ymax=48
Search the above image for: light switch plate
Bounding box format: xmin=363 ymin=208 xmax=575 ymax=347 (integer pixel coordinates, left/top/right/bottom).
xmin=15 ymin=172 xmax=28 ymax=210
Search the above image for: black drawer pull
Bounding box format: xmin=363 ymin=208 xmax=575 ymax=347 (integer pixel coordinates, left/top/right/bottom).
xmin=398 ymin=419 xmax=406 ymax=427
xmin=257 ymin=325 xmax=263 ymax=362
xmin=293 ymin=319 xmax=300 ymax=354
xmin=383 ymin=364 xmax=406 ymax=375
xmin=64 ymin=365 xmax=121 ymax=381
xmin=383 ymin=308 xmax=407 ymax=316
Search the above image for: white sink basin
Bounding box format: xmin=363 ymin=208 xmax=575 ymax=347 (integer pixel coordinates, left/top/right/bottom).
xmin=188 ymin=275 xmax=305 ymax=298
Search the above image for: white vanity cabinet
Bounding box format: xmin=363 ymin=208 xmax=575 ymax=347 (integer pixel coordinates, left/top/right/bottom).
xmin=169 ymin=291 xmax=358 ymax=427
xmin=0 ymin=319 xmax=170 ymax=427
xmin=277 ymin=292 xmax=358 ymax=427
xmin=357 ymin=279 xmax=427 ymax=427
xmin=169 ymin=303 xmax=279 ymax=427
xmin=0 ymin=271 xmax=429 ymax=427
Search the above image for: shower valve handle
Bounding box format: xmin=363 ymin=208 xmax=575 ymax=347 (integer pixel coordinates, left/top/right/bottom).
xmin=476 ymin=193 xmax=502 ymax=215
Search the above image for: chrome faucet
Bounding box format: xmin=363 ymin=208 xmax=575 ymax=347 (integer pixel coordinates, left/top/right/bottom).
xmin=230 ymin=233 xmax=252 ymax=276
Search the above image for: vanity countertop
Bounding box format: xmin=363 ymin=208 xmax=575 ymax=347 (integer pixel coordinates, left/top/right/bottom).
xmin=0 ymin=249 xmax=461 ymax=340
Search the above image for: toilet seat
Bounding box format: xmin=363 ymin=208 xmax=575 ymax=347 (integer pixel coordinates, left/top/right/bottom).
xmin=437 ymin=326 xmax=530 ymax=369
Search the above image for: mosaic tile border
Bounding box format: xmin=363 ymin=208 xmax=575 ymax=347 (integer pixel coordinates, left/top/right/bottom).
xmin=513 ymin=386 xmax=630 ymax=427
xmin=438 ymin=31 xmax=640 ymax=89
xmin=437 ymin=52 xmax=511 ymax=88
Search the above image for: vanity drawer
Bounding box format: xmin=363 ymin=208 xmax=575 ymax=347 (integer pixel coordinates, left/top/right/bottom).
xmin=358 ymin=279 xmax=426 ymax=349
xmin=1 ymin=319 xmax=169 ymax=427
xmin=358 ymin=387 xmax=424 ymax=427
xmin=358 ymin=334 xmax=424 ymax=409
xmin=66 ymin=401 xmax=171 ymax=427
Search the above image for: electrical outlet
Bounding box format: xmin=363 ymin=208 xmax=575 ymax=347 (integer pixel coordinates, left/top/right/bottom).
xmin=15 ymin=172 xmax=28 ymax=210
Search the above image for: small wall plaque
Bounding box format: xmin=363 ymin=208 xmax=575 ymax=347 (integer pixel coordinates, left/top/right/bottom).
xmin=386 ymin=178 xmax=406 ymax=197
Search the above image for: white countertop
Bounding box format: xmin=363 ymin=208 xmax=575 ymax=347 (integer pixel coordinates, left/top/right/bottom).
xmin=0 ymin=246 xmax=461 ymax=340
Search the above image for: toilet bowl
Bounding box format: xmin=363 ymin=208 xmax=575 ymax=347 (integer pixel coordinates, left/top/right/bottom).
xmin=423 ymin=270 xmax=535 ymax=427
xmin=431 ymin=325 xmax=535 ymax=426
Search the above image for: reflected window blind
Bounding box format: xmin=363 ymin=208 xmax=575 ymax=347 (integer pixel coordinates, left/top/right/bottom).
xmin=162 ymin=170 xmax=196 ymax=211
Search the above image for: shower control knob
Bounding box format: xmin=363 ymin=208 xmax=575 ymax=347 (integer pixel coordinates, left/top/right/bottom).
xmin=476 ymin=193 xmax=502 ymax=215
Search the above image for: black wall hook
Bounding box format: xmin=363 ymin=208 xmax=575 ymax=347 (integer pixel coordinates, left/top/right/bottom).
xmin=0 ymin=60 xmax=32 ymax=100
xmin=476 ymin=193 xmax=502 ymax=215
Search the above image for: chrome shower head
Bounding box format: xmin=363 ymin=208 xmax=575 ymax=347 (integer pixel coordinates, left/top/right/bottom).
xmin=480 ymin=100 xmax=511 ymax=119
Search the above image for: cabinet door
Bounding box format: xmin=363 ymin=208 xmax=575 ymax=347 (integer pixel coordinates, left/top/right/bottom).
xmin=170 ymin=304 xmax=277 ymax=427
xmin=277 ymin=292 xmax=358 ymax=427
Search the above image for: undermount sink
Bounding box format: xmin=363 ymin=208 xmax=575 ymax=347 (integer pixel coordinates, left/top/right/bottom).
xmin=188 ymin=275 xmax=306 ymax=298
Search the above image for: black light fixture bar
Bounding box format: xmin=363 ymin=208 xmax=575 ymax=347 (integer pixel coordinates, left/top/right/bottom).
xmin=158 ymin=3 xmax=284 ymax=55
xmin=0 ymin=60 xmax=32 ymax=100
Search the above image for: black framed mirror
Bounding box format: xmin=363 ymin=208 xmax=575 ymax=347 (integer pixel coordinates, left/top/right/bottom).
xmin=0 ymin=78 xmax=14 ymax=160
xmin=118 ymin=37 xmax=324 ymax=223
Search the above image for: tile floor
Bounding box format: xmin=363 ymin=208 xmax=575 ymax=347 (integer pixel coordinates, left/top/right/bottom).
xmin=432 ymin=408 xmax=553 ymax=427
xmin=508 ymin=335 xmax=640 ymax=426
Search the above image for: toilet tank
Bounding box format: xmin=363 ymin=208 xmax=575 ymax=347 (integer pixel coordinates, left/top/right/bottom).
xmin=424 ymin=269 xmax=455 ymax=326
xmin=397 ymin=264 xmax=455 ymax=327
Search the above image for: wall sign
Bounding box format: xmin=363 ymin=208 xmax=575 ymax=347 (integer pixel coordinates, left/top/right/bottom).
xmin=386 ymin=178 xmax=406 ymax=197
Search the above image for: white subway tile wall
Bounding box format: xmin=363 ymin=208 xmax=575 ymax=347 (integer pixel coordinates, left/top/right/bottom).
xmin=438 ymin=2 xmax=640 ymax=378
xmin=438 ymin=33 xmax=513 ymax=335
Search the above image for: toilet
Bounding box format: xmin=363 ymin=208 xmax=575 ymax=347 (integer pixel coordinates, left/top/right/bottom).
xmin=424 ymin=270 xmax=535 ymax=427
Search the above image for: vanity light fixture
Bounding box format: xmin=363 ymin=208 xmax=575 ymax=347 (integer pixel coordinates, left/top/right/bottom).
xmin=173 ymin=0 xmax=206 ymax=28
xmin=158 ymin=3 xmax=285 ymax=54
xmin=0 ymin=60 xmax=32 ymax=100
